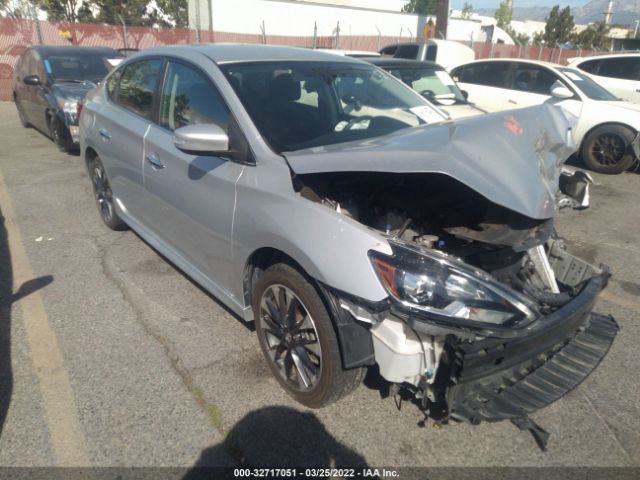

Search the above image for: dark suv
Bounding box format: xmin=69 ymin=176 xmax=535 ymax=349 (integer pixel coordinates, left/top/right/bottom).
xmin=13 ymin=46 xmax=121 ymax=152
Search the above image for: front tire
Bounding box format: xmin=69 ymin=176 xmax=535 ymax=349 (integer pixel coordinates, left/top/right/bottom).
xmin=581 ymin=125 xmax=636 ymax=174
xmin=88 ymin=156 xmax=128 ymax=231
xmin=253 ymin=263 xmax=364 ymax=408
xmin=50 ymin=116 xmax=74 ymax=153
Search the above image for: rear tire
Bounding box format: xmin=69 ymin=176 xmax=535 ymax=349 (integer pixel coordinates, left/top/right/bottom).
xmin=581 ymin=125 xmax=636 ymax=174
xmin=253 ymin=263 xmax=364 ymax=408
xmin=88 ymin=156 xmax=128 ymax=231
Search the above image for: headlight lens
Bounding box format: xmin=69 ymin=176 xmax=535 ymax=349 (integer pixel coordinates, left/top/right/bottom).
xmin=370 ymin=243 xmax=535 ymax=326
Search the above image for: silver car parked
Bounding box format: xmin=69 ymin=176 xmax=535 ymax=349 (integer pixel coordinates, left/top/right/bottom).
xmin=80 ymin=45 xmax=617 ymax=446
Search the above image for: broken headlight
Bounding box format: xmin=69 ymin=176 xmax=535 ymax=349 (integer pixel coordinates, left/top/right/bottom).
xmin=369 ymin=242 xmax=536 ymax=326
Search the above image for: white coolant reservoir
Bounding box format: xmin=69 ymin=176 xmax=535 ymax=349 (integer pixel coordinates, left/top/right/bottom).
xmin=371 ymin=316 xmax=440 ymax=386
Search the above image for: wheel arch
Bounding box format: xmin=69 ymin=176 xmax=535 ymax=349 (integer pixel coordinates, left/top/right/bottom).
xmin=579 ymin=121 xmax=638 ymax=154
xmin=242 ymin=246 xmax=376 ymax=370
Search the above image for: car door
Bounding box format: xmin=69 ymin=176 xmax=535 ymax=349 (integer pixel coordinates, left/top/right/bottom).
xmin=31 ymin=51 xmax=50 ymax=132
xmin=18 ymin=50 xmax=44 ymax=129
xmin=94 ymin=58 xmax=163 ymax=223
xmin=451 ymin=62 xmax=513 ymax=112
xmin=504 ymin=62 xmax=565 ymax=109
xmin=142 ymin=59 xmax=243 ymax=290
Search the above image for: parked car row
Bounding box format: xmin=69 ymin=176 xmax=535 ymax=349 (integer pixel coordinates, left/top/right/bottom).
xmin=12 ymin=43 xmax=622 ymax=450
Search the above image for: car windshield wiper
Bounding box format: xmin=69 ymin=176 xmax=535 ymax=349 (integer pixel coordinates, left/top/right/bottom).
xmin=55 ymin=79 xmax=96 ymax=85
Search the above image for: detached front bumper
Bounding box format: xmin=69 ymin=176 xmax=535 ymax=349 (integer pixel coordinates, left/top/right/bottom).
xmin=427 ymin=272 xmax=620 ymax=424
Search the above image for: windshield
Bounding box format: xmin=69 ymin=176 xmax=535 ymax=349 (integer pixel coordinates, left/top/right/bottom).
xmin=220 ymin=61 xmax=445 ymax=153
xmin=558 ymin=68 xmax=618 ymax=101
xmin=45 ymin=52 xmax=117 ymax=84
xmin=382 ymin=65 xmax=467 ymax=105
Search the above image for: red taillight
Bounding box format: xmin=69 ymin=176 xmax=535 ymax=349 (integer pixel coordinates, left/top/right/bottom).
xmin=77 ymin=99 xmax=84 ymax=120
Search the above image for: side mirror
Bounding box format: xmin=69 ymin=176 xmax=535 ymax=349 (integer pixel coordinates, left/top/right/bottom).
xmin=173 ymin=124 xmax=229 ymax=154
xmin=461 ymin=90 xmax=469 ymax=100
xmin=23 ymin=75 xmax=41 ymax=86
xmin=551 ymin=85 xmax=574 ymax=99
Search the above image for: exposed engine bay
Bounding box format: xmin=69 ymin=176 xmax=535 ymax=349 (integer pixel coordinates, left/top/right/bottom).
xmin=295 ymin=170 xmax=617 ymax=449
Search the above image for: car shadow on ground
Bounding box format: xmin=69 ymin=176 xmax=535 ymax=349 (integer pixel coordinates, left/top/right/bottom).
xmin=0 ymin=207 xmax=53 ymax=436
xmin=183 ymin=405 xmax=371 ymax=477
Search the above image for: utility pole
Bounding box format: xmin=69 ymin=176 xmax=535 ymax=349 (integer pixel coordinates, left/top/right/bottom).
xmin=436 ymin=0 xmax=449 ymax=40
xmin=604 ymin=1 xmax=614 ymax=24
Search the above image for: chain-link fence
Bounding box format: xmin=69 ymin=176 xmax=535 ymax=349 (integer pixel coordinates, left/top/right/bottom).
xmin=0 ymin=17 xmax=607 ymax=101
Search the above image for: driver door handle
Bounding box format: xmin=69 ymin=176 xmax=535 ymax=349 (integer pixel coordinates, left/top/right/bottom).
xmin=145 ymin=152 xmax=165 ymax=170
xmin=98 ymin=128 xmax=112 ymax=140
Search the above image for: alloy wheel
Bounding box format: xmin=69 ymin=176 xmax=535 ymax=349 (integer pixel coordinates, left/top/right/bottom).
xmin=92 ymin=164 xmax=114 ymax=223
xmin=591 ymin=133 xmax=626 ymax=166
xmin=258 ymin=284 xmax=322 ymax=392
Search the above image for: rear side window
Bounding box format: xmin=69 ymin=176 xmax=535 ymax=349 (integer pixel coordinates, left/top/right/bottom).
xmin=112 ymin=59 xmax=163 ymax=119
xmin=394 ymin=45 xmax=419 ymax=59
xmin=597 ymin=57 xmax=640 ymax=80
xmin=455 ymin=62 xmax=511 ymax=88
xmin=159 ymin=61 xmax=230 ymax=131
xmin=380 ymin=45 xmax=398 ymax=56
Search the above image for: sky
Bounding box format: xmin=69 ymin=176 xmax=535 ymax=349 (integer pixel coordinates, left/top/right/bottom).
xmin=449 ymin=0 xmax=589 ymax=9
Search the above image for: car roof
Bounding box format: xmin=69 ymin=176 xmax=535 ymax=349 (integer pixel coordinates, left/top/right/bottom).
xmin=139 ymin=43 xmax=361 ymax=64
xmin=367 ymin=57 xmax=442 ymax=69
xmin=452 ymin=58 xmax=561 ymax=70
xmin=31 ymin=45 xmax=121 ymax=56
xmin=572 ymin=53 xmax=640 ymax=64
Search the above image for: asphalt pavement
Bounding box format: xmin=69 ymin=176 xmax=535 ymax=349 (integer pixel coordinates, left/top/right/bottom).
xmin=0 ymin=101 xmax=639 ymax=469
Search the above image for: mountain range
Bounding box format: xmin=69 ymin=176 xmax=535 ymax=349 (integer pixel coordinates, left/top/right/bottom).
xmin=476 ymin=0 xmax=640 ymax=26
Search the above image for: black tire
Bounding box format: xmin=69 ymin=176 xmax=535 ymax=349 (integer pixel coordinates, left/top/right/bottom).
xmin=15 ymin=99 xmax=30 ymax=128
xmin=581 ymin=125 xmax=636 ymax=174
xmin=50 ymin=115 xmax=74 ymax=153
xmin=253 ymin=263 xmax=364 ymax=408
xmin=88 ymin=156 xmax=128 ymax=231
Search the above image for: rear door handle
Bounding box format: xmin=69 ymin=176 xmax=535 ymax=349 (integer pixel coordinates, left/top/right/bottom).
xmin=98 ymin=128 xmax=112 ymax=140
xmin=145 ymin=152 xmax=165 ymax=170
xmin=507 ymin=99 xmax=518 ymax=105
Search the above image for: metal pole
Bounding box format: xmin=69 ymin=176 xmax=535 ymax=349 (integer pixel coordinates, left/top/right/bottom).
xmin=375 ymin=25 xmax=381 ymax=51
xmin=436 ymin=0 xmax=449 ymax=40
xmin=207 ymin=0 xmax=213 ymax=42
xmin=635 ymin=20 xmax=639 ymax=38
xmin=195 ymin=0 xmax=201 ymax=43
xmin=118 ymin=15 xmax=129 ymax=50
xmin=313 ymin=21 xmax=317 ymax=49
xmin=29 ymin=2 xmax=44 ymax=45
xmin=398 ymin=27 xmax=402 ymax=43
xmin=335 ymin=21 xmax=340 ymax=49
xmin=260 ymin=20 xmax=266 ymax=44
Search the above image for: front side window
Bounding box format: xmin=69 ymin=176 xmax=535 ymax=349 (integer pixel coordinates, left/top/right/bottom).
xmin=115 ymin=59 xmax=163 ymax=119
xmin=578 ymin=59 xmax=601 ymax=74
xmin=159 ymin=61 xmax=230 ymax=131
xmin=512 ymin=64 xmax=560 ymax=95
xmin=221 ymin=61 xmax=443 ymax=153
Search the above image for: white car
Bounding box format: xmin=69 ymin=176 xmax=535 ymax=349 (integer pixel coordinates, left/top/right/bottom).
xmin=567 ymin=53 xmax=640 ymax=104
xmin=451 ymin=59 xmax=640 ymax=174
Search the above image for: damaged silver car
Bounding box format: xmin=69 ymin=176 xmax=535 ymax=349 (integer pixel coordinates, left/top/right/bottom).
xmin=80 ymin=45 xmax=617 ymax=448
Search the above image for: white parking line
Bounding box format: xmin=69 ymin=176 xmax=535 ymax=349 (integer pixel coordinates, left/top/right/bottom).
xmin=0 ymin=165 xmax=90 ymax=466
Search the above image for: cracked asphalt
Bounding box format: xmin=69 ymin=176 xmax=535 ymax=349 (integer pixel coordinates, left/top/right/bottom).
xmin=0 ymin=101 xmax=639 ymax=468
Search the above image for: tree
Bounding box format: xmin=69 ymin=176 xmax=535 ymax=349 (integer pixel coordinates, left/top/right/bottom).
xmin=461 ymin=2 xmax=473 ymax=20
xmin=505 ymin=26 xmax=530 ymax=45
xmin=36 ymin=0 xmax=90 ymax=23
xmin=402 ymin=0 xmax=438 ymax=15
xmin=494 ymin=1 xmax=512 ymax=29
xmin=542 ymin=5 xmax=574 ymax=46
xmin=152 ymin=0 xmax=188 ymax=28
xmin=572 ymin=22 xmax=611 ymax=49
xmin=1 ymin=0 xmax=30 ymax=18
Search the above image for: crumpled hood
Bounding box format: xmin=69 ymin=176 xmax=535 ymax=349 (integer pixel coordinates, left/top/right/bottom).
xmin=51 ymin=82 xmax=95 ymax=102
xmin=284 ymin=104 xmax=575 ymax=220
